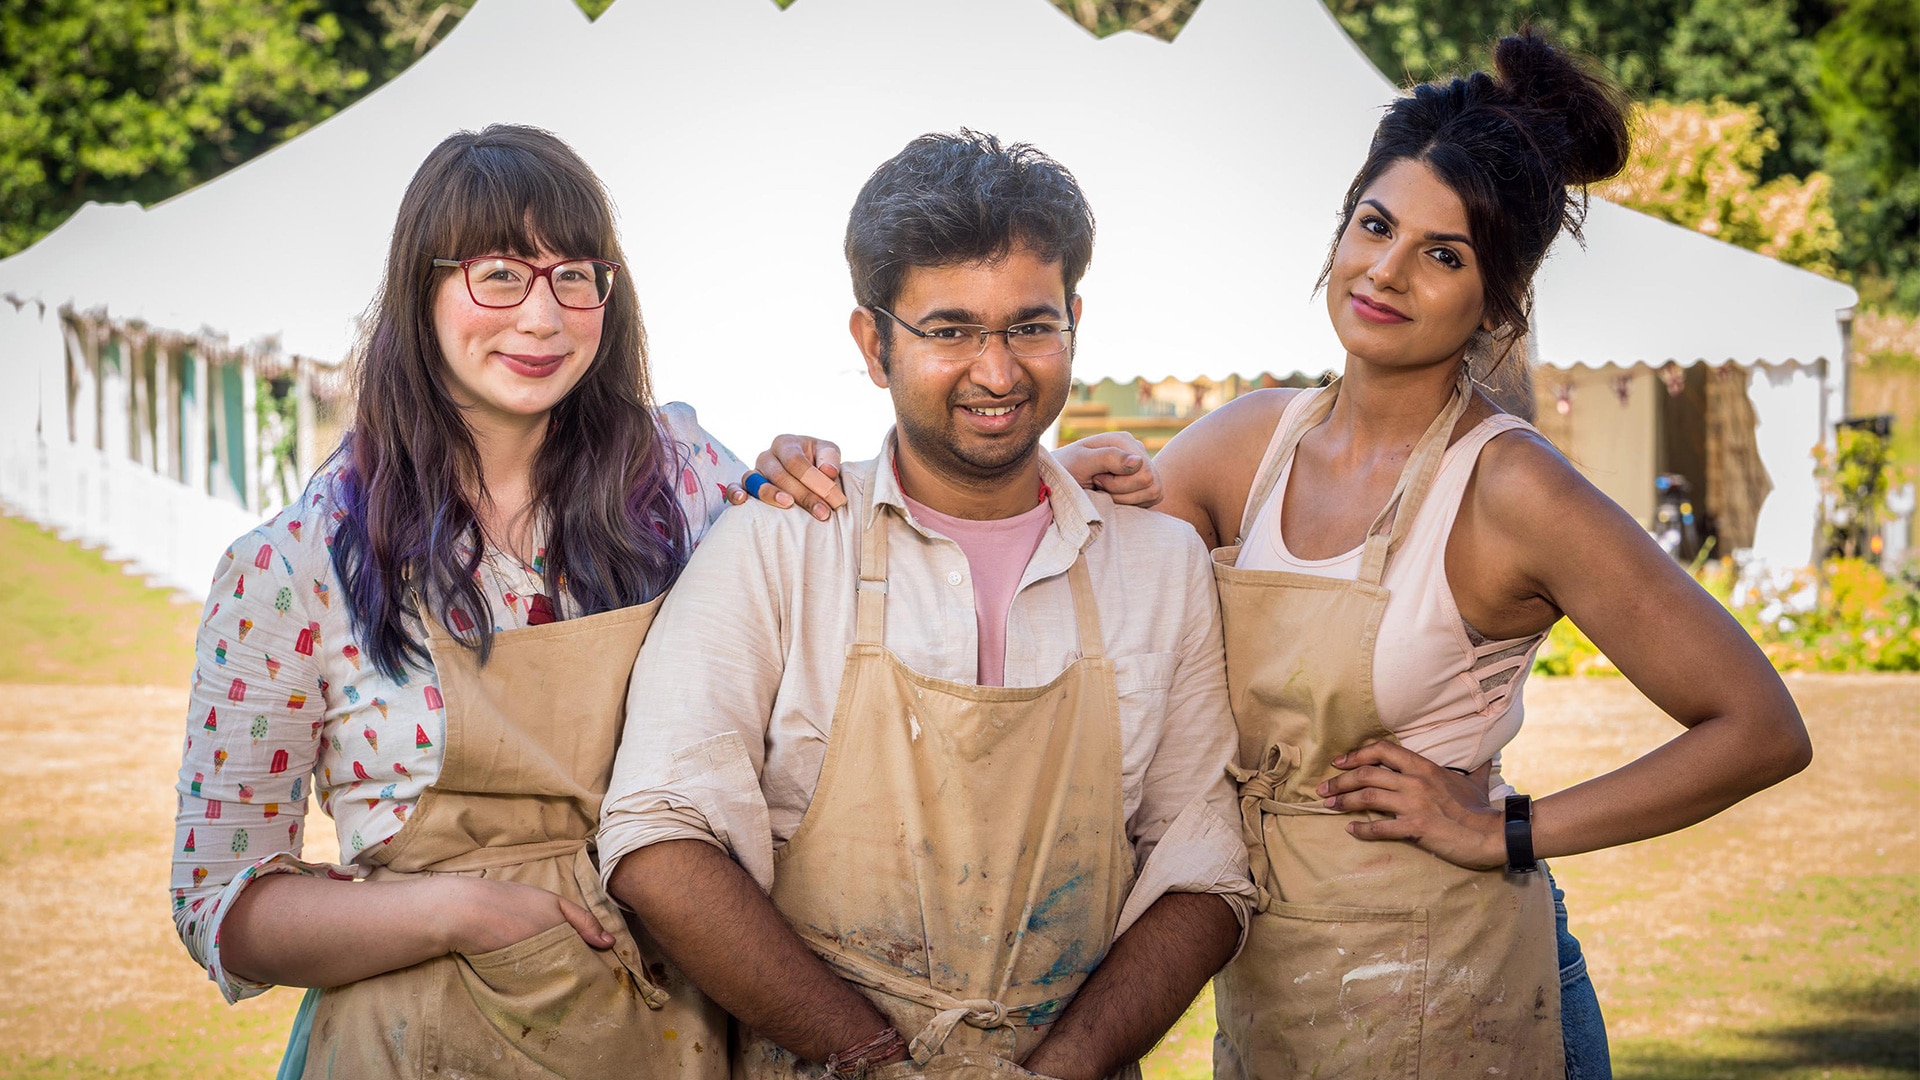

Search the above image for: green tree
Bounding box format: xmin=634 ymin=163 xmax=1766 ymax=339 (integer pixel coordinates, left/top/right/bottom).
xmin=1811 ymin=0 xmax=1920 ymax=309
xmin=0 ymin=0 xmax=472 ymax=259
xmin=1321 ymin=0 xmax=1687 ymax=96
xmin=0 ymin=1 xmax=364 ymax=256
xmin=1662 ymin=0 xmax=1821 ymax=175
xmin=1045 ymin=0 xmax=1204 ymax=40
xmin=359 ymin=0 xmax=467 ymax=57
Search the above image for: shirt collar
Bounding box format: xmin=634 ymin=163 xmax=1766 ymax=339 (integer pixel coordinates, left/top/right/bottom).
xmin=873 ymin=429 xmax=1105 ymax=544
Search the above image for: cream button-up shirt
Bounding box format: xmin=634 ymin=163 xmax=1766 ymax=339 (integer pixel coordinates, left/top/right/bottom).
xmin=600 ymin=439 xmax=1254 ymax=938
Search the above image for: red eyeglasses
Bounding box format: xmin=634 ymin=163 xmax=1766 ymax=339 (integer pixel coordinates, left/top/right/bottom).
xmin=432 ymin=256 xmax=621 ymax=310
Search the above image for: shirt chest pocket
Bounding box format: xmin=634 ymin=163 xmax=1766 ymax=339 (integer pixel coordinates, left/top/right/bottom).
xmin=1113 ymin=651 xmax=1177 ymax=702
xmin=1112 ymin=652 xmax=1177 ymax=812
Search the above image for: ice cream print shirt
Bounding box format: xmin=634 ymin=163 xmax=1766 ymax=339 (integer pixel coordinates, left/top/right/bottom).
xmin=169 ymin=403 xmax=745 ymax=1002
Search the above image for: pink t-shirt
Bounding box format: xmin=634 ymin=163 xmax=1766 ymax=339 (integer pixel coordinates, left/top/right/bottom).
xmin=902 ymin=494 xmax=1054 ymax=687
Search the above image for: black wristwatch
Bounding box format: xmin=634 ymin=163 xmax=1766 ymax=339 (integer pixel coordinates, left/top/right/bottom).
xmin=1504 ymin=794 xmax=1537 ymax=874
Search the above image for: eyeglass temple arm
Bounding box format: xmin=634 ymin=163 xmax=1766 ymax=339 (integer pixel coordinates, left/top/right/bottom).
xmin=870 ymin=305 xmax=926 ymax=338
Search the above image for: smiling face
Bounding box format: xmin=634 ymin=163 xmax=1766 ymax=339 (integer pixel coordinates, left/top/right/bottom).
xmin=854 ymin=245 xmax=1079 ymax=501
xmin=1326 ymin=158 xmax=1490 ymax=371
xmin=432 ymin=246 xmax=606 ymax=437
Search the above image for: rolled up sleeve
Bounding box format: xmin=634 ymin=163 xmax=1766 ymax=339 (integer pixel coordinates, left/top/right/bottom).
xmin=1113 ymin=530 xmax=1254 ymax=941
xmin=600 ymin=506 xmax=790 ymax=897
xmin=172 ymin=525 xmax=357 ymax=1001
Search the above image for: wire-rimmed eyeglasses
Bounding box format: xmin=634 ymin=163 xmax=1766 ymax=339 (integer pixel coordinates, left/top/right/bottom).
xmin=873 ymin=305 xmax=1075 ymax=360
xmin=433 ymin=256 xmax=621 ymax=310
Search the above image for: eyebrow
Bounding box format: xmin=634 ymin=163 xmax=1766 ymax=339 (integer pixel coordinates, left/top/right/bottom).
xmin=1360 ymin=198 xmax=1475 ymax=247
xmin=918 ymin=303 xmax=1066 ymax=325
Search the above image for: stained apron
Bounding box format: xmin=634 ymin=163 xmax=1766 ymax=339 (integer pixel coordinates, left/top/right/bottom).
xmin=737 ymin=486 xmax=1134 ymax=1080
xmin=1210 ymin=375 xmax=1563 ymax=1079
xmin=291 ymin=598 xmax=728 ymax=1079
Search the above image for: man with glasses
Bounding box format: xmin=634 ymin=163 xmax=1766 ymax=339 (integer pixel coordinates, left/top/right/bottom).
xmin=599 ymin=131 xmax=1251 ymax=1080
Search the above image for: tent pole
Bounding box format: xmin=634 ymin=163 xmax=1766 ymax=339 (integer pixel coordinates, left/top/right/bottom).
xmin=241 ymin=354 xmax=260 ymax=515
xmin=295 ymin=358 xmax=316 ymax=489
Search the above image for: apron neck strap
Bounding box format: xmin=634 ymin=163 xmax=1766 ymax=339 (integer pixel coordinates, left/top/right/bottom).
xmin=855 ymin=489 xmax=1104 ymax=660
xmin=1355 ymin=365 xmax=1475 ymax=585
xmin=1065 ymin=555 xmax=1104 ymax=660
xmin=407 ymin=585 xmax=455 ymax=648
xmin=856 ymin=491 xmax=891 ymax=647
xmin=1237 ymin=383 xmax=1338 ymax=545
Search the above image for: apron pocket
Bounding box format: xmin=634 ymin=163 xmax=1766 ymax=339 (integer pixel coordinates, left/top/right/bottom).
xmin=458 ymin=922 xmax=636 ymax=1061
xmin=1215 ymin=900 xmax=1427 ymax=1080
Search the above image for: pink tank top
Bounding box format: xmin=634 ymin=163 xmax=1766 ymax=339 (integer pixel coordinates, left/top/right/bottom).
xmin=1236 ymin=388 xmax=1547 ymax=771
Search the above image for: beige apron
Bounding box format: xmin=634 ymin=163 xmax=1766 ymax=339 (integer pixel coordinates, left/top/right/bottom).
xmin=299 ymin=599 xmax=728 ymax=1080
xmin=737 ymin=489 xmax=1133 ymax=1080
xmin=1210 ymin=377 xmax=1563 ymax=1079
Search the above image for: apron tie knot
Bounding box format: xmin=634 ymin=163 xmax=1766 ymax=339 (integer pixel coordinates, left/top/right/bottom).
xmin=1229 ymin=743 xmax=1302 ymax=910
xmin=907 ymin=998 xmax=1014 ymax=1063
xmin=1228 ymin=742 xmax=1299 ymax=803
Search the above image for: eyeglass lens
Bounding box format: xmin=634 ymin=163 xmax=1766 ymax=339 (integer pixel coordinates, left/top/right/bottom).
xmin=466 ymin=258 xmax=615 ymax=309
xmin=921 ymin=323 xmax=1071 ymax=359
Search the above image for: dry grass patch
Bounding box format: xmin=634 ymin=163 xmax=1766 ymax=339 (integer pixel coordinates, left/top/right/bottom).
xmin=1140 ymin=674 xmax=1920 ymax=1079
xmin=0 ymin=672 xmax=1912 ymax=1077
xmin=0 ymin=684 xmax=334 ymax=1078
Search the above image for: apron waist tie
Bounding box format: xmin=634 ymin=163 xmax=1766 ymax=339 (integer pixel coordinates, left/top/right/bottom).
xmin=807 ymin=939 xmax=1058 ymax=1064
xmin=1236 ymin=790 xmax=1410 ymax=915
xmin=1229 ymin=743 xmax=1300 ymax=907
xmin=1226 ymin=742 xmax=1299 ymax=800
xmin=909 ymin=999 xmax=1011 ymax=1064
xmin=406 ymin=838 xmax=588 ymax=874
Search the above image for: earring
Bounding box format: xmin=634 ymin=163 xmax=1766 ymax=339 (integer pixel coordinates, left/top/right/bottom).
xmin=1463 ymin=327 xmax=1499 ymax=383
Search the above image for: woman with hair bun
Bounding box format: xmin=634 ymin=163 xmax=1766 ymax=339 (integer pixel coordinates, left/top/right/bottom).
xmin=1155 ymin=31 xmax=1811 ymax=1077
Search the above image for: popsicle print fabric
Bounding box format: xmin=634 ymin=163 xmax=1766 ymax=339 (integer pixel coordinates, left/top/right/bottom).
xmin=170 ymin=403 xmax=745 ymax=1002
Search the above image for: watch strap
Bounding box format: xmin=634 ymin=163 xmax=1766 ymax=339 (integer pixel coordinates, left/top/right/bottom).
xmin=1504 ymin=794 xmax=1537 ymax=874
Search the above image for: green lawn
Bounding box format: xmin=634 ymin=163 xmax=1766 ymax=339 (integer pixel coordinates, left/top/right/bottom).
xmin=0 ymin=513 xmax=200 ymax=686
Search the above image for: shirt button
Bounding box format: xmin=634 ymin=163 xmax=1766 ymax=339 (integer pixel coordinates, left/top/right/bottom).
xmin=947 ymin=570 xmax=965 ymax=586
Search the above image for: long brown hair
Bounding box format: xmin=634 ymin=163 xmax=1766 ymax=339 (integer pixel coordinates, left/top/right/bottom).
xmin=330 ymin=125 xmax=688 ymax=678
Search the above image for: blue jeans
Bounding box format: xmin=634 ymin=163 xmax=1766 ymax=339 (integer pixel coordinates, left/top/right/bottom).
xmin=1549 ymin=865 xmax=1613 ymax=1080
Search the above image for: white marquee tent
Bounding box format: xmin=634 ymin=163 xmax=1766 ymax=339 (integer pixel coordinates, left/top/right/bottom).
xmin=0 ymin=0 xmax=1858 ymax=593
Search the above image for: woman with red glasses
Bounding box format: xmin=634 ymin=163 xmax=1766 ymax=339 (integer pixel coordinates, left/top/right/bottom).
xmin=166 ymin=124 xmax=748 ymax=1078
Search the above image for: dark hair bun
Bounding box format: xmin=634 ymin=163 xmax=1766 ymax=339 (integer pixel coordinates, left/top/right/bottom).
xmin=1491 ymin=29 xmax=1631 ymax=187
